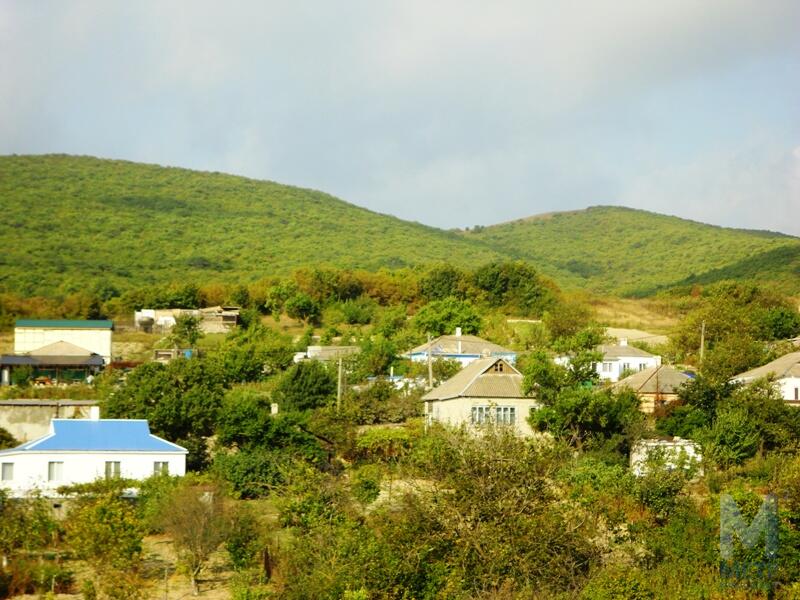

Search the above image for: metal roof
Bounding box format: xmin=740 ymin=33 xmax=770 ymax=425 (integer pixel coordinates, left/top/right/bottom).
xmin=407 ymin=334 xmax=515 ymax=358
xmin=422 ymin=357 xmax=526 ymax=401
xmin=613 ymin=365 xmax=691 ymax=394
xmin=0 ymin=354 xmax=105 ymax=367
xmin=15 ymin=319 xmax=114 ymax=329
xmin=734 ymin=351 xmax=800 ymax=381
xmin=600 ymin=344 xmax=657 ymax=360
xmin=0 ymin=419 xmax=186 ymax=454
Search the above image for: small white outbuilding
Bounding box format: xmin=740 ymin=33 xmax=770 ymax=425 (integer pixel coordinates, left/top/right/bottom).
xmin=0 ymin=417 xmax=187 ymax=497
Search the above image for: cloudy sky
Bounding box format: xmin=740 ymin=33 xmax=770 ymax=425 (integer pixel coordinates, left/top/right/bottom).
xmin=2 ymin=1 xmax=799 ymax=234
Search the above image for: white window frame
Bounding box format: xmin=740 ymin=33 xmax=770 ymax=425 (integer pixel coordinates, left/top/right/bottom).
xmin=48 ymin=461 xmax=64 ymax=481
xmin=601 ymin=362 xmax=613 ymax=373
xmin=153 ymin=461 xmax=169 ymax=476
xmin=1 ymin=462 xmax=13 ymax=481
xmin=104 ymin=461 xmax=121 ymax=479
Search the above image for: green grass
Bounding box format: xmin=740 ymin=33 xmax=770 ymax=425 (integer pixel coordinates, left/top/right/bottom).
xmin=464 ymin=206 xmax=800 ymax=295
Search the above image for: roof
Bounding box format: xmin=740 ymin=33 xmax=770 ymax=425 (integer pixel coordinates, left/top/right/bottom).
xmin=28 ymin=341 xmax=93 ymax=356
xmin=422 ymin=357 xmax=526 ymax=401
xmin=613 ymin=365 xmax=691 ymax=395
xmin=0 ymin=419 xmax=186 ymax=454
xmin=600 ymin=344 xmax=657 ymax=360
xmin=407 ymin=334 xmax=515 ymax=357
xmin=0 ymin=354 xmax=105 ymax=367
xmin=734 ymin=351 xmax=800 ymax=381
xmin=15 ymin=319 xmax=114 ymax=330
xmin=306 ymin=346 xmax=361 ymax=361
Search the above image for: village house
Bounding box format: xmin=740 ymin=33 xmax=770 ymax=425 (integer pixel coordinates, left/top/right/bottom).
xmin=422 ymin=356 xmax=539 ymax=436
xmin=1 ymin=320 xmax=113 ymax=385
xmin=0 ymin=416 xmax=187 ymax=498
xmin=733 ymin=351 xmax=800 ymax=405
xmin=405 ymin=328 xmax=517 ymax=367
xmin=293 ymin=345 xmax=361 ymax=363
xmin=135 ymin=306 xmax=239 ymax=334
xmin=613 ymin=365 xmax=693 ymax=414
xmin=556 ymin=338 xmax=661 ymax=383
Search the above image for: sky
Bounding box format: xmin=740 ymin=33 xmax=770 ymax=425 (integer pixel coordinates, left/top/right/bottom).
xmin=1 ymin=1 xmax=799 ymax=235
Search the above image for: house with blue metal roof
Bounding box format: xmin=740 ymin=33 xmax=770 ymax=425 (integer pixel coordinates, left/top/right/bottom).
xmin=0 ymin=417 xmax=186 ymax=497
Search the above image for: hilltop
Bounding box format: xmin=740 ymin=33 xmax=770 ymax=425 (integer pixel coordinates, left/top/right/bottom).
xmin=0 ymin=155 xmax=503 ymax=296
xmin=2 ymin=155 xmax=798 ymax=298
xmin=464 ymin=206 xmax=800 ymax=295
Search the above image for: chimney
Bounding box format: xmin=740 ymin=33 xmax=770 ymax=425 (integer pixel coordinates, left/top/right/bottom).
xmin=620 ymin=338 xmax=628 ymax=346
xmin=89 ymin=406 xmax=100 ymax=420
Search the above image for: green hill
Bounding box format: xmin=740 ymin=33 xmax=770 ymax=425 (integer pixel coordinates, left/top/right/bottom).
xmin=2 ymin=156 xmax=798 ymax=299
xmin=0 ymin=155 xmax=504 ymax=296
xmin=463 ymin=206 xmax=800 ymax=295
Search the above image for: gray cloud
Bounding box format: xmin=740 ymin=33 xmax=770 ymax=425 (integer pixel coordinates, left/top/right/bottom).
xmin=1 ymin=1 xmax=798 ymax=234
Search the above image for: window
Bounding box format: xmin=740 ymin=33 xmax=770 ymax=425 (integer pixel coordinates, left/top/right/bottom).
xmin=153 ymin=461 xmax=169 ymax=475
xmin=601 ymin=362 xmax=613 ymax=373
xmin=495 ymin=406 xmax=516 ymax=425
xmin=104 ymin=461 xmax=121 ymax=479
xmin=492 ymin=362 xmax=504 ymax=373
xmin=1 ymin=463 xmax=12 ymax=481
xmin=48 ymin=461 xmax=63 ymax=481
xmin=795 ymin=388 xmax=799 ymax=401
xmin=471 ymin=406 xmax=516 ymax=425
xmin=471 ymin=406 xmax=490 ymax=424
xmin=639 ymin=363 xmax=647 ymax=371
xmin=622 ymin=363 xmax=631 ymax=372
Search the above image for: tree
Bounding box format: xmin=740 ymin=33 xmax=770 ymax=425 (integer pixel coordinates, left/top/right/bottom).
xmin=273 ymin=361 xmax=336 ymax=412
xmin=472 ymin=261 xmax=557 ymax=316
xmin=160 ymin=485 xmax=230 ymax=596
xmin=285 ymin=292 xmax=321 ymax=324
xmin=412 ymin=297 xmax=481 ymax=336
xmin=418 ymin=264 xmax=467 ymax=301
xmin=169 ymin=313 xmax=204 ymax=347
xmin=0 ymin=426 xmax=18 ymax=450
xmin=66 ymin=493 xmax=144 ymax=599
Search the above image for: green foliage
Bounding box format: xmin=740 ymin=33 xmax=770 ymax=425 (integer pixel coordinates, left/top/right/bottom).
xmin=701 ymin=407 xmax=760 ymax=468
xmin=169 ymin=313 xmax=203 ymax=347
xmin=355 ymin=427 xmax=413 ymax=462
xmin=0 ymin=426 xmax=18 ymax=450
xmin=226 ymin=506 xmax=264 ymax=571
xmin=529 ymin=387 xmax=642 ymax=453
xmin=351 ymin=465 xmax=383 ymax=504
xmin=285 ymin=292 xmax=321 ymax=324
xmin=581 ymin=567 xmax=654 ymax=600
xmin=10 ymin=364 xmax=32 ymax=386
xmin=273 ymin=361 xmax=337 ymax=412
xmin=418 ymin=264 xmax=468 ymax=301
xmin=0 ymin=490 xmax=60 ymax=557
xmin=656 ymin=405 xmax=710 ymax=438
xmin=0 ymin=155 xmax=505 ymax=297
xmin=472 ymin=261 xmax=557 ymax=316
xmin=103 ymin=358 xmax=226 ymax=469
xmin=342 ymin=380 xmax=422 ymax=425
xmin=412 ymin=297 xmax=482 ymax=336
xmin=466 ymin=205 xmax=800 ymax=295
xmin=210 ymin=322 xmax=294 ymax=383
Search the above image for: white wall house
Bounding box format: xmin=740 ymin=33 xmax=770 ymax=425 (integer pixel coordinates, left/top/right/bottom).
xmin=556 ymin=339 xmax=661 ymax=383
xmin=406 ymin=328 xmax=517 ymax=367
xmin=630 ymin=437 xmax=702 ymax=477
xmin=14 ymin=319 xmax=114 ymax=364
xmin=422 ymin=357 xmax=539 ymax=437
xmin=0 ymin=418 xmax=186 ymax=497
xmin=733 ymin=351 xmax=800 ymax=406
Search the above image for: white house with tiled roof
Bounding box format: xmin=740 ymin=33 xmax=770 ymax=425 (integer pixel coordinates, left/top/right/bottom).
xmin=422 ymin=357 xmax=539 ymax=436
xmin=406 ymin=328 xmax=517 ymax=367
xmin=733 ymin=351 xmax=800 ymax=405
xmin=557 ymin=339 xmax=661 ymax=383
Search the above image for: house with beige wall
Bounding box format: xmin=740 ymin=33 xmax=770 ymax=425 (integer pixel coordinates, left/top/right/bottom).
xmin=422 ymin=357 xmax=539 ymax=437
xmin=613 ymin=365 xmax=693 ymax=414
xmin=14 ymin=320 xmax=113 ymax=364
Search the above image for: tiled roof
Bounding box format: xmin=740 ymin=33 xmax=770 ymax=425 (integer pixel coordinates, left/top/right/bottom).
xmin=15 ymin=319 xmax=114 ymax=329
xmin=600 ymin=344 xmax=657 ymax=360
xmin=613 ymin=365 xmax=691 ymax=394
xmin=734 ymin=351 xmax=800 ymax=381
xmin=407 ymin=334 xmax=515 ymax=357
xmin=0 ymin=419 xmax=186 ymax=454
xmin=422 ymin=357 xmax=526 ymax=401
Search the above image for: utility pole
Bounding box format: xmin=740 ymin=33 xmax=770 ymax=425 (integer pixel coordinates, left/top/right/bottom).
xmin=427 ymin=333 xmax=433 ymax=389
xmin=337 ymin=357 xmax=343 ymax=412
xmin=699 ymin=320 xmax=706 ymax=364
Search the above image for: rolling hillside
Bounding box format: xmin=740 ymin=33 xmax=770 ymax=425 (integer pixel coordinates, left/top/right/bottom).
xmin=2 ymin=155 xmax=798 ymax=298
xmin=463 ymin=206 xmax=800 ymax=295
xmin=0 ymin=155 xmax=504 ymax=296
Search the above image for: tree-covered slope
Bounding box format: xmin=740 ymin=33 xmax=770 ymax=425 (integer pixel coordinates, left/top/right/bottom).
xmin=0 ymin=155 xmax=504 ymax=296
xmin=463 ymin=206 xmax=800 ymax=295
